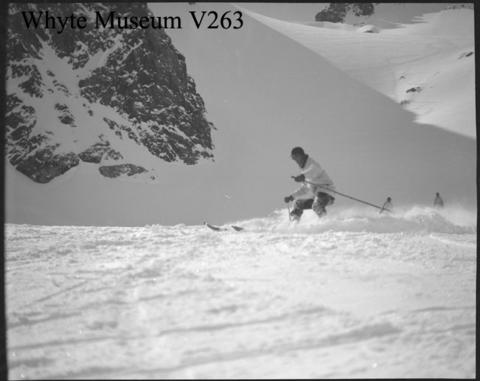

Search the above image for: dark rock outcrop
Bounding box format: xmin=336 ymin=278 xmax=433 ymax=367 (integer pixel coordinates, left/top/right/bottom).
xmin=79 ymin=142 xmax=123 ymax=164
xmin=459 ymin=51 xmax=473 ymax=59
xmin=55 ymin=103 xmax=76 ymax=127
xmin=406 ymin=87 xmax=422 ymax=93
xmin=315 ymin=3 xmax=375 ymax=23
xmin=16 ymin=148 xmax=80 ymax=183
xmin=99 ymin=164 xmax=147 ymax=178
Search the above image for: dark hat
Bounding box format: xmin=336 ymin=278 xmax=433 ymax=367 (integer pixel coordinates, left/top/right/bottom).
xmin=291 ymin=147 xmax=305 ymax=156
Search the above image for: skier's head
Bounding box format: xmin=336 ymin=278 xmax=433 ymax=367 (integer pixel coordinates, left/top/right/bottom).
xmin=436 ymin=192 xmax=440 ymax=197
xmin=291 ymin=147 xmax=307 ymax=167
xmin=387 ymin=197 xmax=392 ymax=202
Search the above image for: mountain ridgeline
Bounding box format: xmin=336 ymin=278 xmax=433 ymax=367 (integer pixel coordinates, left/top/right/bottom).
xmin=6 ymin=3 xmax=215 ymax=183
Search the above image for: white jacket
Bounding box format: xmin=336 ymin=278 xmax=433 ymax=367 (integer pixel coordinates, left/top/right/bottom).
xmin=291 ymin=156 xmax=335 ymax=199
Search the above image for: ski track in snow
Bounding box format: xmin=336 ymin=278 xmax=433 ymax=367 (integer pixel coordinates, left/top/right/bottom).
xmin=5 ymin=207 xmax=476 ymax=378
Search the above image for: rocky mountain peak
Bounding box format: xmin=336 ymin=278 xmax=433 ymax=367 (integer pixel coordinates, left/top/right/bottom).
xmin=7 ymin=2 xmax=215 ymax=183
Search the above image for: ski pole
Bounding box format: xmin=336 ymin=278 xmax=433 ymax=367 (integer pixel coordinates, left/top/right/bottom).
xmin=302 ymin=179 xmax=391 ymax=213
xmin=287 ymin=202 xmax=292 ymax=221
xmin=379 ymin=202 xmax=388 ymax=214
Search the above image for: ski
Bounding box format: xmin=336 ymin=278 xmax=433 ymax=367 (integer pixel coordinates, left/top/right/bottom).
xmin=204 ymin=222 xmax=244 ymax=232
xmin=204 ymin=222 xmax=225 ymax=231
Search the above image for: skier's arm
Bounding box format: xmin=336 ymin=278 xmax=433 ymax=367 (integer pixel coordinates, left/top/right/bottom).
xmin=299 ymin=161 xmax=324 ymax=184
xmin=299 ymin=161 xmax=317 ymax=176
xmin=302 ymin=161 xmax=334 ymax=188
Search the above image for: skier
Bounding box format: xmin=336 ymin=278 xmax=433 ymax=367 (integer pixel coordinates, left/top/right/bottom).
xmin=284 ymin=147 xmax=335 ymax=221
xmin=434 ymin=192 xmax=444 ymax=208
xmin=380 ymin=196 xmax=393 ymax=213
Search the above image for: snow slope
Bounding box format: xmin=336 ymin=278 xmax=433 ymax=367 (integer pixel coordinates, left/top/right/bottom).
xmin=241 ymin=7 xmax=475 ymax=138
xmin=6 ymin=3 xmax=477 ymax=226
xmin=5 ymin=206 xmax=476 ymax=378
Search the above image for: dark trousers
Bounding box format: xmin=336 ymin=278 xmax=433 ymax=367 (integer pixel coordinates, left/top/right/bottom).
xmin=290 ymin=192 xmax=335 ymax=220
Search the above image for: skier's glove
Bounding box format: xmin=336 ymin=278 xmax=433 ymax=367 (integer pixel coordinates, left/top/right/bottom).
xmin=293 ymin=174 xmax=305 ymax=182
xmin=284 ymin=195 xmax=294 ymax=203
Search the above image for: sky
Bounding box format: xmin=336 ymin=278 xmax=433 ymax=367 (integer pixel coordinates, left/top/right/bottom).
xmin=5 ymin=2 xmax=476 ymax=226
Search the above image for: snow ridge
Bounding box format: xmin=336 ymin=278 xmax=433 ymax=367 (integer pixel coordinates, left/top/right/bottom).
xmin=241 ymin=7 xmax=475 ymax=137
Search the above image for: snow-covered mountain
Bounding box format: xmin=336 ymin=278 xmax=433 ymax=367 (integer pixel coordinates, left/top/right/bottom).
xmin=242 ymin=6 xmax=475 ymax=138
xmin=6 ymin=3 xmax=214 ymax=184
xmin=6 ymin=3 xmax=476 ymax=226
